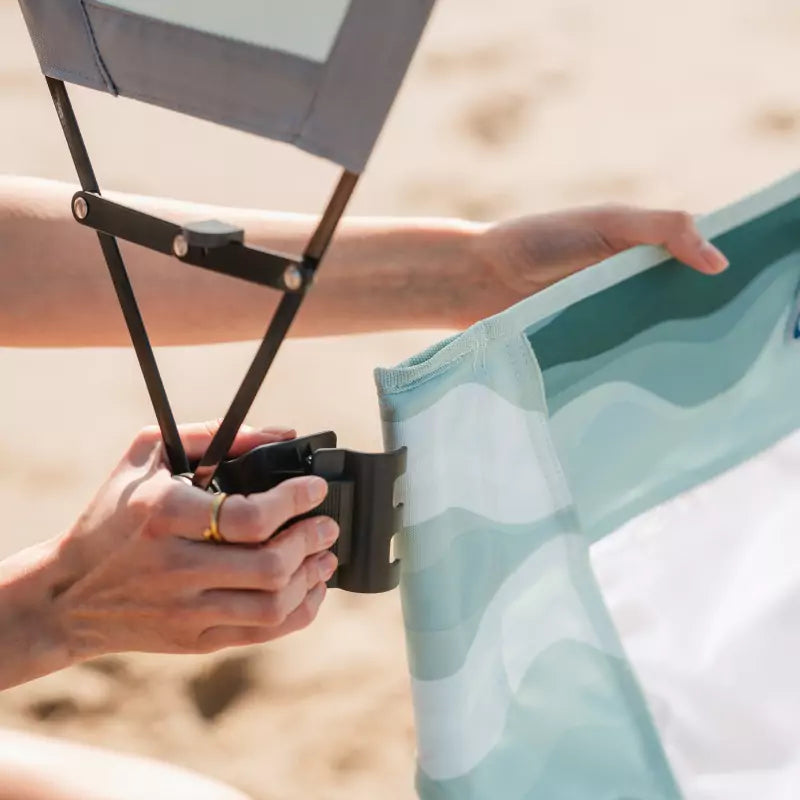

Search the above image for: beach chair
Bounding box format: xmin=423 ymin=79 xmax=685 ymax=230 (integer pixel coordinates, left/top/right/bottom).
xmin=17 ymin=0 xmax=435 ymax=593
xmin=377 ymin=173 xmax=800 ymax=798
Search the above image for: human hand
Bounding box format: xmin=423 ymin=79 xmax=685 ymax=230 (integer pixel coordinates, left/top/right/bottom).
xmin=471 ymin=204 xmax=729 ymax=295
xmin=36 ymin=423 xmax=338 ymax=670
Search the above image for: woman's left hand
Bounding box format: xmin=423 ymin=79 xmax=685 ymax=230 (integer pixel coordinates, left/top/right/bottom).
xmin=471 ymin=204 xmax=729 ymax=295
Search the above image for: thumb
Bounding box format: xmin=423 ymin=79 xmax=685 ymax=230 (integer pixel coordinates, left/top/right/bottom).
xmin=179 ymin=421 xmax=296 ymax=461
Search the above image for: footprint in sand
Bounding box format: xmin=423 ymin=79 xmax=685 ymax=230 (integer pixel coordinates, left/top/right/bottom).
xmin=423 ymin=42 xmax=514 ymax=77
xmin=459 ymin=90 xmax=532 ymax=148
xmin=187 ymin=653 xmax=256 ymax=722
xmin=752 ymin=107 xmax=800 ymax=136
xmin=25 ymin=669 xmax=119 ymax=721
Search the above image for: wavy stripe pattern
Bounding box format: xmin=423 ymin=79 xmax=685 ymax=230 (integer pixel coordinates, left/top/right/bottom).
xmin=376 ymin=177 xmax=800 ymax=799
xmin=411 ymin=534 xmax=618 ymax=779
xmin=548 ymin=254 xmax=800 ymax=542
xmin=544 ymin=255 xmax=797 ymax=411
xmin=395 ymin=382 xmax=570 ymax=527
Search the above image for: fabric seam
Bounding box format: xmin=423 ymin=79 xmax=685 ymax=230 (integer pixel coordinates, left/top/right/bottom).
xmin=77 ymin=1 xmax=117 ymax=93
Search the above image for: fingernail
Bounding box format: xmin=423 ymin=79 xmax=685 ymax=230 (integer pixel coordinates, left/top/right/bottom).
xmin=700 ymin=242 xmax=729 ymax=273
xmin=317 ymin=552 xmax=339 ymax=582
xmin=316 ymin=516 xmax=339 ymax=547
xmin=305 ymin=477 xmax=328 ymax=505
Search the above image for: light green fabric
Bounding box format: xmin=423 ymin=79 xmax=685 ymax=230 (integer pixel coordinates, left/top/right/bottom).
xmin=376 ymin=172 xmax=800 ymax=798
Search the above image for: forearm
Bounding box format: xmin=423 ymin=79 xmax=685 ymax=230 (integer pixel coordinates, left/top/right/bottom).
xmin=0 ymin=176 xmax=518 ymax=347
xmin=0 ymin=537 xmax=72 ymax=689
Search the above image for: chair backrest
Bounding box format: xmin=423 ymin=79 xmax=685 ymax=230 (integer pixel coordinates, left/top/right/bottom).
xmin=18 ymin=0 xmax=436 ymax=171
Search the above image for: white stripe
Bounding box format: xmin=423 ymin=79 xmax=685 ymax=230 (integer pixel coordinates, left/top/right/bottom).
xmin=394 ymin=383 xmax=570 ymax=527
xmin=592 ymin=427 xmax=800 ymax=799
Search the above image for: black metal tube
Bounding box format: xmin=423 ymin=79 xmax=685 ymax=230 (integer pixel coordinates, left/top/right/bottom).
xmin=46 ymin=78 xmax=190 ymax=475
xmin=192 ymin=170 xmax=359 ymax=489
xmin=192 ymin=293 xmax=303 ymax=489
xmin=305 ymin=170 xmax=359 ymax=264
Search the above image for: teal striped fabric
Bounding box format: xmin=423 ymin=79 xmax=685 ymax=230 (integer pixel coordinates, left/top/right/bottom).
xmin=375 ymin=173 xmax=800 ymax=798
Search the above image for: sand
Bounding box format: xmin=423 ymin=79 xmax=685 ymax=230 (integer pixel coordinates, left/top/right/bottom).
xmin=0 ymin=0 xmax=798 ymax=797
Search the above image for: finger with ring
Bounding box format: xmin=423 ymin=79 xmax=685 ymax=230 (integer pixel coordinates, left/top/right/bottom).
xmin=202 ymin=493 xmax=229 ymax=544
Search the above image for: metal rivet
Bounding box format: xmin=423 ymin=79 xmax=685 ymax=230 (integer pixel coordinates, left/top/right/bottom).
xmin=172 ymin=234 xmax=189 ymax=258
xmin=283 ymin=265 xmax=304 ymax=292
xmin=72 ymin=196 xmax=89 ymax=220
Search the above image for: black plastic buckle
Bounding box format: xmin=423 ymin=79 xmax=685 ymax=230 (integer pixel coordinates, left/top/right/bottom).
xmin=198 ymin=433 xmax=406 ymax=594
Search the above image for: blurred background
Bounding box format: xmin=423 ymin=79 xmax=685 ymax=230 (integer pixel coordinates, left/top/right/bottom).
xmin=0 ymin=0 xmax=798 ymax=797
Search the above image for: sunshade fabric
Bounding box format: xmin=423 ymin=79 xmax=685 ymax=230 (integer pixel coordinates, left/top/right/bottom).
xmin=17 ymin=0 xmax=435 ymax=171
xmin=376 ymin=173 xmax=800 ymax=798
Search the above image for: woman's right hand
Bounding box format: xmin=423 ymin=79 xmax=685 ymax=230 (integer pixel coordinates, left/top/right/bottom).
xmin=0 ymin=422 xmax=339 ymax=689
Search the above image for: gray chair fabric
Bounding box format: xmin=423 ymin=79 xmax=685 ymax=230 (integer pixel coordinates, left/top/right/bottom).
xmin=18 ymin=0 xmax=435 ymax=171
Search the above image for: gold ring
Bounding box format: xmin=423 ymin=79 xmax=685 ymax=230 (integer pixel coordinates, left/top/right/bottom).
xmin=202 ymin=493 xmax=229 ymax=543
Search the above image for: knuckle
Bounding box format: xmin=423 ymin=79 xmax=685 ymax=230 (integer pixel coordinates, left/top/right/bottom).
xmin=134 ymin=425 xmax=162 ymax=446
xmin=156 ymin=480 xmax=183 ymax=513
xmin=259 ymin=595 xmax=286 ymax=626
xmin=151 ymin=484 xmax=183 ymax=530
xmin=126 ymin=491 xmax=154 ymax=528
xmin=305 ymin=555 xmax=326 ymax=587
xmin=669 ymin=210 xmax=694 ymax=233
xmin=261 ymin=548 xmax=290 ymax=588
xmin=123 ymin=427 xmax=166 ymax=470
xmin=130 ymin=480 xmax=179 ymax=537
xmin=224 ymin=497 xmax=263 ymax=541
xmin=173 ymin=557 xmax=217 ymax=590
xmin=294 ymin=517 xmax=321 ymax=550
xmin=294 ymin=597 xmax=319 ymax=629
xmin=168 ymin=605 xmax=207 ymax=634
xmin=195 ymin=595 xmax=240 ymax=628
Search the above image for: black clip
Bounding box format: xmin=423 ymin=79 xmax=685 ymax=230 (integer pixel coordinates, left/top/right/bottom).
xmin=208 ymin=433 xmax=406 ymax=594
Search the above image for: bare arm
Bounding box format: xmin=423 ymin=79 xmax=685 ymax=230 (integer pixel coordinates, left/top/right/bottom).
xmin=0 ymin=176 xmax=727 ymax=347
xmin=0 ymin=176 xmax=502 ymax=347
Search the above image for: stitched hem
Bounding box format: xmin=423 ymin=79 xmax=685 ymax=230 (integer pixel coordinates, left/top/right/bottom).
xmin=78 ymin=0 xmax=117 ymax=93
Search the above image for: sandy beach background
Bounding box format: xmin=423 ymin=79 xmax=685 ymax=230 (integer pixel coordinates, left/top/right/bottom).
xmin=0 ymin=0 xmax=798 ymax=797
